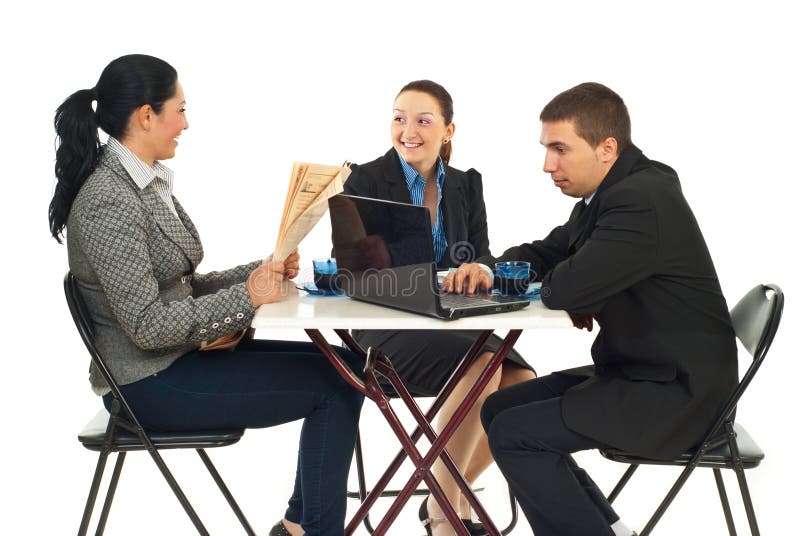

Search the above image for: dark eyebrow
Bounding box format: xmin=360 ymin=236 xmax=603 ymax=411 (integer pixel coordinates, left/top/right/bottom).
xmin=541 ymin=140 xmax=566 ymax=148
xmin=394 ymin=108 xmax=434 ymax=116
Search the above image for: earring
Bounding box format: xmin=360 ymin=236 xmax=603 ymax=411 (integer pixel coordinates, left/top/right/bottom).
xmin=443 ymin=139 xmax=450 ymax=144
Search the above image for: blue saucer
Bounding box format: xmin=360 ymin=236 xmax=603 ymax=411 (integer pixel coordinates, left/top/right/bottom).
xmin=490 ymin=282 xmax=542 ymax=300
xmin=299 ymin=282 xmax=344 ymax=296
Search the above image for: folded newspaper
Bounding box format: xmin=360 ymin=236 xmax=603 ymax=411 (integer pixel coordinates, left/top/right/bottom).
xmin=273 ymin=161 xmax=351 ymax=261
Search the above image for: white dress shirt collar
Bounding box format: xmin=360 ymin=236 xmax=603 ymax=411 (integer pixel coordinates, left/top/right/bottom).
xmin=106 ymin=137 xmax=178 ymax=216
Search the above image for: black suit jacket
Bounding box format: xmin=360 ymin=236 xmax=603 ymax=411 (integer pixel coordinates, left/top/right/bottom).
xmin=481 ymin=145 xmax=738 ymax=459
xmin=343 ymin=148 xmax=490 ymax=269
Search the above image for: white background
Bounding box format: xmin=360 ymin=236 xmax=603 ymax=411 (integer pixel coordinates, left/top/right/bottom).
xmin=2 ymin=1 xmax=797 ymax=534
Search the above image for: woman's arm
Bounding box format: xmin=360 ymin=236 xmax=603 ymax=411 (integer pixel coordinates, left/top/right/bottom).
xmin=192 ymin=260 xmax=261 ymax=296
xmin=72 ymin=186 xmax=255 ymax=350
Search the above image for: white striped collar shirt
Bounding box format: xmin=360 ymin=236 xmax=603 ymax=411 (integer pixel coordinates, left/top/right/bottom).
xmin=106 ymin=136 xmax=179 ymax=217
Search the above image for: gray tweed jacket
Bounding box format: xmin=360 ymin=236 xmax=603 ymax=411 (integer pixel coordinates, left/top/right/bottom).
xmin=67 ymin=149 xmax=259 ymax=391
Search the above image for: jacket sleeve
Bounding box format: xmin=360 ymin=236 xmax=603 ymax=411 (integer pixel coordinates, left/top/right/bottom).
xmin=342 ymin=163 xmax=372 ymax=197
xmin=73 ymin=187 xmax=255 ymax=351
xmin=192 ymin=260 xmax=261 ymax=296
xmin=541 ymin=185 xmax=659 ymax=314
xmin=477 ymin=223 xmax=571 ymax=281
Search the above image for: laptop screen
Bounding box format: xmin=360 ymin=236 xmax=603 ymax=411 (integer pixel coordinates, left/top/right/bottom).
xmin=329 ymin=194 xmax=434 ymax=272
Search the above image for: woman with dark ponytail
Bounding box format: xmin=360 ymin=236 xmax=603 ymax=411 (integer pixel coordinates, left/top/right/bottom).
xmin=49 ymin=87 xmax=100 ymax=242
xmin=51 ymin=54 xmax=363 ymax=536
xmin=342 ymin=80 xmax=536 ymax=536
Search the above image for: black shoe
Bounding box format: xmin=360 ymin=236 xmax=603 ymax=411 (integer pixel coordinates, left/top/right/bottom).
xmin=418 ymin=497 xmax=436 ymax=536
xmin=269 ymin=520 xmax=299 ymax=536
xmin=462 ymin=518 xmax=488 ymax=536
xmin=419 ymin=496 xmax=487 ymax=536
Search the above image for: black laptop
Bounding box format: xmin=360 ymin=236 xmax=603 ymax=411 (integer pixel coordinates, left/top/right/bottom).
xmin=328 ymin=194 xmax=530 ymax=320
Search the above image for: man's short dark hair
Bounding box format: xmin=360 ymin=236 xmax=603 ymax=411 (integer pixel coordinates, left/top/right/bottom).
xmin=540 ymin=82 xmax=632 ymax=153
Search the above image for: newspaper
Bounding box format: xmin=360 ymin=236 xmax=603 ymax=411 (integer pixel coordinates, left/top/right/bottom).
xmin=273 ymin=161 xmax=351 ymax=261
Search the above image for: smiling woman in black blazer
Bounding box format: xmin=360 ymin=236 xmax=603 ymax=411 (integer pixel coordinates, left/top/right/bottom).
xmin=343 ymin=80 xmax=536 ymax=536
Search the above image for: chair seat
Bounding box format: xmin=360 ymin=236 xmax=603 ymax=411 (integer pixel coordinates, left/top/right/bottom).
xmin=78 ymin=409 xmax=245 ymax=452
xmin=600 ymin=422 xmax=764 ymax=469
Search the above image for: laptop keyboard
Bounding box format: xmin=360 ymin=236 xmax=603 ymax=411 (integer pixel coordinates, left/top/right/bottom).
xmin=440 ymin=293 xmax=499 ymax=310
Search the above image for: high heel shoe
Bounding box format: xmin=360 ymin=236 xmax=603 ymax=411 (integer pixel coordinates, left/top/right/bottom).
xmin=419 ymin=496 xmax=487 ymax=536
xmin=419 ymin=496 xmax=448 ymax=536
xmin=269 ymin=520 xmax=304 ymax=536
xmin=462 ymin=519 xmax=488 ymax=536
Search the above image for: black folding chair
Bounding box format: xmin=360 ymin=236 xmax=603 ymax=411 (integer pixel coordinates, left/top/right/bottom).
xmin=65 ymin=272 xmax=255 ymax=536
xmin=600 ymin=283 xmax=783 ymax=536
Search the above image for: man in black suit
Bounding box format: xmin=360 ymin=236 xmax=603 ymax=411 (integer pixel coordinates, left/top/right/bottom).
xmin=443 ymin=82 xmax=738 ymax=536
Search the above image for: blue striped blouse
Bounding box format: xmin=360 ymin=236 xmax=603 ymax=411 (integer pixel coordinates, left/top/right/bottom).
xmin=397 ymin=155 xmax=447 ymax=264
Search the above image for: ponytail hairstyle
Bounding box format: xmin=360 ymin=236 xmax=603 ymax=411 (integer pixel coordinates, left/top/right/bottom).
xmin=397 ymin=80 xmax=454 ymax=165
xmin=49 ymin=54 xmax=178 ymax=242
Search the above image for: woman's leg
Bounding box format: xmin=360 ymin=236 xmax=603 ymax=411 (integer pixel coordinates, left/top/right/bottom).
xmin=458 ymin=363 xmax=536 ymax=517
xmin=427 ymin=351 xmax=500 ymax=534
xmin=427 ymin=359 xmax=536 ymax=534
xmin=107 ymin=339 xmax=364 ymax=536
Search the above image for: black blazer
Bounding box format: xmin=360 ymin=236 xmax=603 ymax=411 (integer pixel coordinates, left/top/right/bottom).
xmin=343 ymin=148 xmax=490 ymax=269
xmin=481 ymin=146 xmax=738 ymax=459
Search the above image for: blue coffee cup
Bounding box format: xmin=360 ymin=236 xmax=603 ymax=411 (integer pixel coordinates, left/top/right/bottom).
xmin=313 ymin=258 xmax=339 ymax=291
xmin=495 ymin=261 xmax=531 ymax=295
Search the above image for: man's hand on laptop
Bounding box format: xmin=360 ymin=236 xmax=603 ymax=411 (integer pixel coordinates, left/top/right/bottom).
xmin=442 ymin=262 xmax=493 ymax=295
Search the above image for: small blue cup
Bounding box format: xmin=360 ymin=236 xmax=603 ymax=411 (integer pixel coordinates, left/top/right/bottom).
xmin=495 ymin=261 xmax=531 ymax=295
xmin=313 ymin=258 xmax=339 ymax=291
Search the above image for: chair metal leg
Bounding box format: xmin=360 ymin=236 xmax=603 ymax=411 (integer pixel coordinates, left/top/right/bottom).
xmin=78 ymin=450 xmax=112 ymax=536
xmin=80 ymin=444 xmax=248 ymax=536
xmin=713 ymin=468 xmax=737 ymax=536
xmin=639 ymin=464 xmax=698 ymax=536
xmin=607 ymin=464 xmax=639 ymax=504
xmin=733 ymin=467 xmax=760 ymax=536
xmin=348 ymin=430 xmax=378 ymax=534
xmin=501 ymin=485 xmax=518 ymax=536
xmin=348 ymin=429 xmax=368 ymax=500
xmin=196 ymin=449 xmax=256 ymax=536
xmin=726 ymin=425 xmax=760 ymax=536
xmin=142 ymin=443 xmax=211 ymax=535
xmin=94 ymin=452 xmax=126 ymax=535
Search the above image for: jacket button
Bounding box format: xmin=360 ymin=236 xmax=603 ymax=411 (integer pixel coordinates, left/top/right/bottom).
xmin=236 ymin=313 xmax=244 ymax=319
xmin=200 ymin=328 xmax=207 ymax=334
xmin=224 ymin=317 xmax=232 ymax=323
xmin=212 ymin=322 xmax=219 ymax=329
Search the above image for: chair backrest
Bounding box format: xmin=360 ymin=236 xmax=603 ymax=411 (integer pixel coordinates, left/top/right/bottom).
xmin=702 ymin=284 xmax=784 ymax=446
xmin=730 ymin=284 xmax=784 ymax=361
xmin=64 ymin=272 xmax=141 ymax=426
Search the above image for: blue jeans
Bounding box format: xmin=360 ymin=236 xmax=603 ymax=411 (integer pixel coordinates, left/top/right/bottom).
xmin=104 ymin=338 xmax=364 ymax=536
